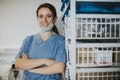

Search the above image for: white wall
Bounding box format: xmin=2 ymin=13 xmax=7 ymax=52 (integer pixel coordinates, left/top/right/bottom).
xmin=0 ymin=0 xmax=62 ymax=48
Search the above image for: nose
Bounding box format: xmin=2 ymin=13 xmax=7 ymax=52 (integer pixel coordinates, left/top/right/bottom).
xmin=43 ymin=16 xmax=47 ymax=22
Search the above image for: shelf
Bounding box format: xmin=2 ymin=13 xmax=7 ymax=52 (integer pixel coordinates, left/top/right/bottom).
xmin=76 ymin=43 xmax=120 ymax=47
xmin=76 ymin=14 xmax=120 ymax=18
xmin=61 ymin=0 xmax=120 ymax=80
xmin=76 ymin=63 xmax=120 ymax=68
xmin=76 ymin=67 xmax=120 ymax=72
xmin=76 ymin=0 xmax=120 ymax=2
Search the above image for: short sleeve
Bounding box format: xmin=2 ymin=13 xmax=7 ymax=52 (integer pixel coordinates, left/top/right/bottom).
xmin=16 ymin=36 xmax=33 ymax=58
xmin=55 ymin=40 xmax=67 ymax=63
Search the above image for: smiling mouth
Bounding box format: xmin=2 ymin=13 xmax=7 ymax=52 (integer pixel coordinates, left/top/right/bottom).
xmin=41 ymin=25 xmax=49 ymax=28
xmin=43 ymin=24 xmax=48 ymax=26
xmin=42 ymin=23 xmax=49 ymax=26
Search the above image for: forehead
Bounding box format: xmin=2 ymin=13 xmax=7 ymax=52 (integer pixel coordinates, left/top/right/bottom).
xmin=38 ymin=7 xmax=53 ymax=15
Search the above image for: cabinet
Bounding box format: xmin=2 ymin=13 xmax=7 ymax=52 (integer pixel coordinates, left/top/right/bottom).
xmin=60 ymin=0 xmax=120 ymax=80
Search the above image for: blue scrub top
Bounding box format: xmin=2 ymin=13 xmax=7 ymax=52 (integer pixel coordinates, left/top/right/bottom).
xmin=17 ymin=33 xmax=67 ymax=80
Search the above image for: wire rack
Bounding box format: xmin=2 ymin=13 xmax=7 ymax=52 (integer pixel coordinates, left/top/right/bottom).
xmin=76 ymin=43 xmax=120 ymax=67
xmin=76 ymin=14 xmax=120 ymax=39
xmin=76 ymin=68 xmax=120 ymax=80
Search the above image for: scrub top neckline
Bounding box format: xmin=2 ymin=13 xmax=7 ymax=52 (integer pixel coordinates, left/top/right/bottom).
xmin=36 ymin=33 xmax=57 ymax=44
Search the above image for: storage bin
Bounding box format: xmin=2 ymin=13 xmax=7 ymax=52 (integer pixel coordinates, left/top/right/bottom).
xmin=76 ymin=43 xmax=120 ymax=67
xmin=76 ymin=68 xmax=120 ymax=80
xmin=76 ymin=14 xmax=120 ymax=39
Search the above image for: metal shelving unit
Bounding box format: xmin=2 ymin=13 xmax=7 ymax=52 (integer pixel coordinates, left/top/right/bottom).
xmin=61 ymin=0 xmax=120 ymax=80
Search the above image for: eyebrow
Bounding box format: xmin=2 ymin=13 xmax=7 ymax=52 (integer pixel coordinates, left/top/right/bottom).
xmin=38 ymin=14 xmax=53 ymax=18
xmin=38 ymin=13 xmax=53 ymax=15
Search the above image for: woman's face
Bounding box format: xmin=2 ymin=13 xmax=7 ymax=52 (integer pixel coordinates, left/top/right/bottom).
xmin=37 ymin=7 xmax=54 ymax=28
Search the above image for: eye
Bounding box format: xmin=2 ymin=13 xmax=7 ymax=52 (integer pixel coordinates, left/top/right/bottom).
xmin=38 ymin=15 xmax=43 ymax=18
xmin=46 ymin=14 xmax=53 ymax=18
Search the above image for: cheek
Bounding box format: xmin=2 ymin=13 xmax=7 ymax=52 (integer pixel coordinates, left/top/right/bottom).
xmin=48 ymin=18 xmax=54 ymax=23
xmin=37 ymin=18 xmax=42 ymax=23
xmin=47 ymin=17 xmax=54 ymax=22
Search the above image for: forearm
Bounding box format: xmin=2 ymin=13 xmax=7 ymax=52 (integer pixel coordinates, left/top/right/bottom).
xmin=15 ymin=58 xmax=45 ymax=70
xmin=29 ymin=63 xmax=65 ymax=74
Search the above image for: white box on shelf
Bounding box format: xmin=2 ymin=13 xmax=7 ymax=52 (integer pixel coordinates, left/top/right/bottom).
xmin=94 ymin=49 xmax=112 ymax=65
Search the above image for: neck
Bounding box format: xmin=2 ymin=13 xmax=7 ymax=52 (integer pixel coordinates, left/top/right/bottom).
xmin=39 ymin=31 xmax=53 ymax=41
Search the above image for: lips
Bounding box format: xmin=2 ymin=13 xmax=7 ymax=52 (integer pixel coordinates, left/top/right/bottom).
xmin=42 ymin=23 xmax=49 ymax=27
xmin=43 ymin=25 xmax=48 ymax=26
xmin=41 ymin=24 xmax=49 ymax=27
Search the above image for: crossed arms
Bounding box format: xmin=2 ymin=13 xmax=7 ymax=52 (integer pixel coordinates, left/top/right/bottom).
xmin=15 ymin=53 xmax=65 ymax=74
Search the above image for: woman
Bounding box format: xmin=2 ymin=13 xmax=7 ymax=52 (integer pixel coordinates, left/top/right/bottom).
xmin=15 ymin=3 xmax=66 ymax=80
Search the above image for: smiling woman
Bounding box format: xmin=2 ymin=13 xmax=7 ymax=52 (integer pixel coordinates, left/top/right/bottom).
xmin=0 ymin=0 xmax=62 ymax=48
xmin=15 ymin=3 xmax=67 ymax=80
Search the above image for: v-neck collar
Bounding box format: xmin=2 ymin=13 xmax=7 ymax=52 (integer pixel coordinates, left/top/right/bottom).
xmin=35 ymin=33 xmax=57 ymax=45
